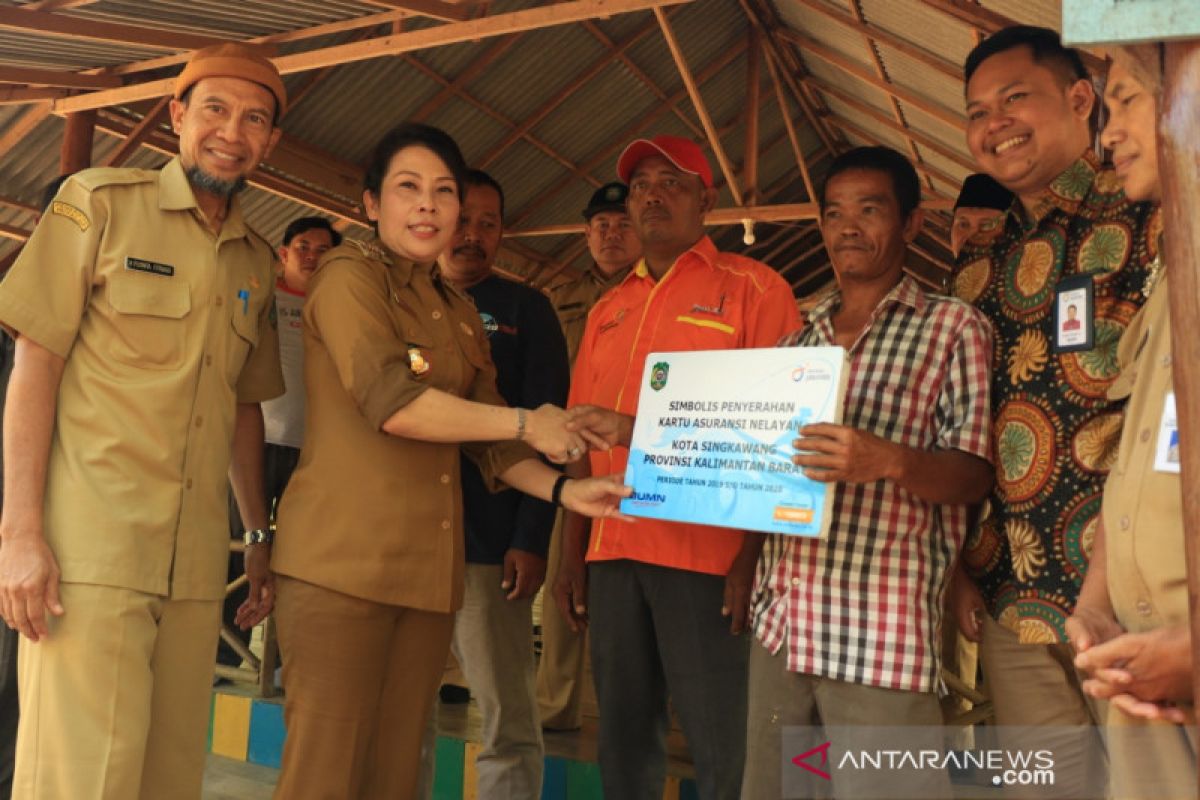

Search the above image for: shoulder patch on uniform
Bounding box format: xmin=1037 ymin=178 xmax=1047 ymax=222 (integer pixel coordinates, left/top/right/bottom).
xmin=344 ymin=238 xmax=387 ymax=262
xmin=70 ymin=166 xmax=157 ymax=192
xmin=50 ymin=200 xmax=90 ymax=231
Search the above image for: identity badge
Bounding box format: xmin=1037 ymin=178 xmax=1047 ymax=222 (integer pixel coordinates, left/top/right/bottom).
xmin=1052 ymin=274 xmax=1094 ymax=353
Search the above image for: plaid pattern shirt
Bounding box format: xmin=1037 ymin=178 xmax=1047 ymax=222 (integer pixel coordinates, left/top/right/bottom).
xmin=752 ymin=276 xmax=993 ymax=692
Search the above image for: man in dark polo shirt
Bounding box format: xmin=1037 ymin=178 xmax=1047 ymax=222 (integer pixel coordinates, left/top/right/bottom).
xmin=437 ymin=169 xmax=570 ymax=798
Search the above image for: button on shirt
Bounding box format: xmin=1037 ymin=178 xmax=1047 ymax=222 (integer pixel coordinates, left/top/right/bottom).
xmin=569 ymin=236 xmax=800 ymax=576
xmin=0 ymin=158 xmax=283 ymax=600
xmin=1102 ymin=272 xmax=1187 ymax=632
xmin=272 ymin=239 xmax=533 ymax=613
xmin=953 ymin=152 xmax=1157 ymax=643
xmin=753 ymin=276 xmax=993 ymax=692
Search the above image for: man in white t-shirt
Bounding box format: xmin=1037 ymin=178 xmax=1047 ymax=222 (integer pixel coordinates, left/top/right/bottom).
xmin=219 ymin=216 xmax=339 ymax=669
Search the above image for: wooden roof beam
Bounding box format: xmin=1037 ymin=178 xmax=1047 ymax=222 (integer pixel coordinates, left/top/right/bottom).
xmin=0 ymin=6 xmax=225 ymax=51
xmin=919 ymin=0 xmax=1105 ymax=75
xmin=0 ymin=195 xmax=39 ymax=215
xmin=766 ymin=48 xmax=816 ymax=203
xmin=580 ymin=17 xmax=704 ymax=141
xmin=743 ymin=30 xmax=761 ymax=206
xmin=779 ymin=29 xmax=966 ymax=131
xmin=0 ymin=66 xmax=121 ymax=90
xmin=807 ymin=76 xmax=976 ymax=173
xmin=0 ymin=222 xmax=31 ymax=243
xmin=0 ymin=106 xmax=52 ymax=160
xmin=832 ymin=114 xmax=965 ymax=188
xmin=655 ymin=7 xmax=742 ymax=204
xmin=402 ymin=54 xmax=601 ymax=187
xmin=25 ymin=0 xmax=101 ymax=9
xmin=100 ymin=97 xmax=169 ymax=168
xmin=507 ymin=39 xmax=745 ymax=231
xmin=508 ymin=203 xmax=821 ymax=238
xmin=478 ymin=14 xmax=666 ymax=168
xmin=410 ymin=34 xmax=522 ymax=121
xmin=54 ymin=0 xmax=694 ymax=114
xmin=740 ymin=0 xmax=841 ymax=154
xmin=793 ymin=0 xmax=960 ymax=81
xmin=351 ymin=0 xmax=472 ymax=23
xmin=0 ymin=87 xmax=69 ymax=105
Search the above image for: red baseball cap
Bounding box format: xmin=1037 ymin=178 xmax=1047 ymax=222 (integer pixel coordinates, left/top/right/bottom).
xmin=616 ymin=135 xmax=713 ymax=188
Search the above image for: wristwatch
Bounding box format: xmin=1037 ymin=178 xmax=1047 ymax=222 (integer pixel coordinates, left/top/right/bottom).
xmin=243 ymin=528 xmax=274 ymax=546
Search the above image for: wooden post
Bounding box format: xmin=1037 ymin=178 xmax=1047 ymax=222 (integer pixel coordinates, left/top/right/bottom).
xmin=59 ymin=109 xmax=95 ymax=174
xmin=743 ymin=30 xmax=760 ymax=207
xmin=1158 ymin=43 xmax=1200 ymax=792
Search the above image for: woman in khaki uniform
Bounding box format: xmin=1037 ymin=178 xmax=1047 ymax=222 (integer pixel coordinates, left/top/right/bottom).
xmin=269 ymin=123 xmax=628 ymax=799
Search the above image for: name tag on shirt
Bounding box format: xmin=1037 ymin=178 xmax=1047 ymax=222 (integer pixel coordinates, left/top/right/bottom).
xmin=1154 ymin=392 xmax=1181 ymax=474
xmin=125 ymin=257 xmax=175 ymax=277
xmin=1053 ymin=274 xmax=1093 ymax=353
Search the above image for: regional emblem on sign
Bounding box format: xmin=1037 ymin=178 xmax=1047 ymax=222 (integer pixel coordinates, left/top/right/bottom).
xmin=649 ymin=361 xmax=669 ymax=391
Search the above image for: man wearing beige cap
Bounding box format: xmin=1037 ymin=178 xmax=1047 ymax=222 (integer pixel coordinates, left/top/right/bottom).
xmin=0 ymin=43 xmax=285 ymax=799
xmin=556 ymin=135 xmax=799 ymax=799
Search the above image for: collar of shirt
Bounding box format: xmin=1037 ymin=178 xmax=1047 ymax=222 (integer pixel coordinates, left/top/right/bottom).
xmin=158 ymin=156 xmax=250 ymax=243
xmin=804 ymin=273 xmax=927 ymax=347
xmin=1010 ymin=150 xmax=1100 ymax=230
xmin=624 ymin=235 xmax=719 ymax=287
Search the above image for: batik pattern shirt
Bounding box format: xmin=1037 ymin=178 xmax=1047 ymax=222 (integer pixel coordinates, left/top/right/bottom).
xmin=953 ymin=152 xmax=1159 ymax=643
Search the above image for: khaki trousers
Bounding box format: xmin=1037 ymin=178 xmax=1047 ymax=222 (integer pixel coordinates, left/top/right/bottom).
xmin=449 ymin=564 xmax=543 ymax=799
xmin=13 ymin=582 xmax=220 ymax=800
xmin=534 ymin=513 xmax=588 ymax=730
xmin=1107 ymin=705 xmax=1197 ymax=800
xmin=741 ymin=641 xmax=949 ymax=800
xmin=273 ymin=576 xmax=454 ymax=800
xmin=979 ymin=614 xmax=1107 ymax=798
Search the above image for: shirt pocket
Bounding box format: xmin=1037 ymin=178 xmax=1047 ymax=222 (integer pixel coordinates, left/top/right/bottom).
xmin=106 ymin=271 xmax=191 ymax=370
xmin=226 ymin=297 xmax=262 ymax=385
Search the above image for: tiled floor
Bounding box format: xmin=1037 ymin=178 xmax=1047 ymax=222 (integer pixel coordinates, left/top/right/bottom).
xmin=203 ymin=753 xmax=278 ymax=799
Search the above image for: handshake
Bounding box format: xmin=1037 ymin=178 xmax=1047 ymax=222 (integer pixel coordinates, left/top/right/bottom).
xmin=521 ymin=404 xmax=635 ymax=464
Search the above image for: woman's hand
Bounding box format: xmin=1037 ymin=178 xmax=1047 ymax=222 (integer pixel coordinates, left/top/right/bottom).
xmin=524 ymin=404 xmax=589 ymax=464
xmin=559 ymin=473 xmax=633 ymax=519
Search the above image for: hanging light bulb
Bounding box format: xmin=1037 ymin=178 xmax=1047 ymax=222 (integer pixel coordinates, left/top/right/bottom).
xmin=742 ymin=218 xmax=755 ymax=246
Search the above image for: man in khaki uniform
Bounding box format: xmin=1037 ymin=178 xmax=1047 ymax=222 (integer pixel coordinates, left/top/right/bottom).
xmin=0 ymin=43 xmax=285 ymax=799
xmin=1067 ymin=52 xmax=1196 ymax=800
xmin=536 ymin=182 xmax=641 ymax=730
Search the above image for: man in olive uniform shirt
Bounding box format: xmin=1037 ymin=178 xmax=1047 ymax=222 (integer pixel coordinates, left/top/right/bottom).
xmin=1067 ymin=53 xmax=1196 ymax=800
xmin=0 ymin=44 xmax=285 ymax=799
xmin=536 ymin=182 xmax=642 ymax=730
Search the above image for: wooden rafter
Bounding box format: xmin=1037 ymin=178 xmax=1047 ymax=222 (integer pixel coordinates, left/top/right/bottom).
xmin=780 ymin=29 xmax=965 ymax=131
xmin=845 ymin=0 xmax=931 ymax=191
xmin=507 ymin=39 xmax=746 ymax=231
xmin=351 ymin=0 xmax=472 ymax=23
xmin=508 ymin=203 xmax=821 ymax=239
xmin=739 ymin=0 xmax=840 ymax=154
xmin=101 ymin=97 xmax=169 ymax=168
xmin=24 ymin=0 xmax=101 ymax=9
xmin=477 ymin=14 xmax=668 ymax=168
xmin=0 ymin=6 xmax=225 ymax=51
xmin=759 ymin=226 xmax=812 ymax=268
xmin=411 ymin=35 xmax=522 ymax=121
xmin=654 ymin=7 xmax=741 ymax=202
xmin=793 ymin=0 xmax=959 ymax=81
xmin=743 ymin=30 xmax=761 ymax=206
xmin=285 ymin=28 xmax=380 ymax=113
xmin=52 ymin=0 xmax=693 ymax=114
xmin=0 ymin=105 xmax=52 ymax=160
xmin=0 ymin=222 xmax=31 ymax=242
xmin=0 ymin=195 xmax=39 ymax=215
xmin=0 ymin=66 xmax=120 ymax=90
xmin=0 ymin=87 xmax=69 ymax=105
xmin=808 ymin=77 xmax=976 ymax=173
xmin=764 ymin=49 xmax=815 ymax=203
xmin=580 ymin=18 xmax=704 ymax=140
xmin=402 ymin=53 xmax=601 ymax=188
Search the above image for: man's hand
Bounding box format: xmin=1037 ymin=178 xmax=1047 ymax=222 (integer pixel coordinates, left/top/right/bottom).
xmin=1066 ymin=605 xmax=1125 ymax=655
xmin=948 ymin=564 xmax=986 ymax=643
xmin=722 ymin=553 xmax=756 ymax=635
xmin=1075 ymin=626 xmax=1192 ymax=710
xmin=565 ymin=405 xmax=634 ymax=452
xmin=235 ymin=543 xmax=274 ymax=630
xmin=793 ymin=424 xmax=900 ymax=484
xmin=502 ymin=548 xmax=546 ymax=601
xmin=0 ymin=532 xmax=63 ymax=641
xmin=553 ymin=550 xmax=589 ymax=633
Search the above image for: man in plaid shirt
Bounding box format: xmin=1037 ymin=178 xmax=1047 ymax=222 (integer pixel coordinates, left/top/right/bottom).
xmin=741 ymin=146 xmax=994 ymax=799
